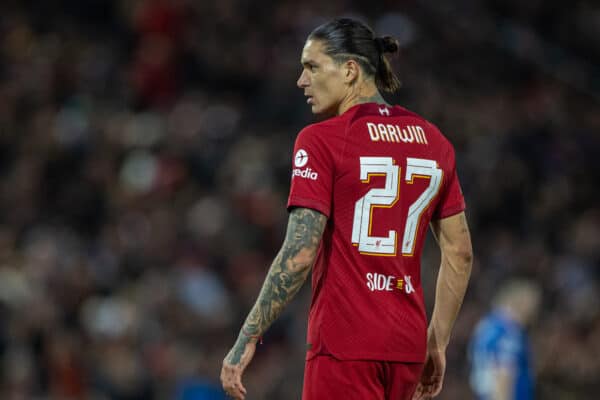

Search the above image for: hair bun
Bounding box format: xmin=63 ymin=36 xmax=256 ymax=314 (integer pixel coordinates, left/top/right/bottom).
xmin=374 ymin=36 xmax=399 ymax=54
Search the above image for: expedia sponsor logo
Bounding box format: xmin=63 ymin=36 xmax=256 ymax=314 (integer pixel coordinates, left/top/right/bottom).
xmin=294 ymin=149 xmax=309 ymax=167
xmin=292 ymin=167 xmax=318 ymax=180
xmin=366 ymin=273 xmax=415 ymax=294
xmin=292 ymin=149 xmax=318 ymax=180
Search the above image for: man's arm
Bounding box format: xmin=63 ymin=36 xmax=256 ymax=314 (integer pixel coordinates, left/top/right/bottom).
xmin=413 ymin=211 xmax=472 ymax=400
xmin=221 ymin=207 xmax=327 ymax=399
xmin=236 ymin=206 xmax=326 ymax=346
xmin=428 ymin=211 xmax=473 ymax=351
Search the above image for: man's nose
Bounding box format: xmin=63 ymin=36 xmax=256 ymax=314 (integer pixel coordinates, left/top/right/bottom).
xmin=297 ymin=70 xmax=309 ymax=88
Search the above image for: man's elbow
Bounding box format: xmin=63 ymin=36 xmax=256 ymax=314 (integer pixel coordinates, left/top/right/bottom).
xmin=446 ymin=242 xmax=473 ymax=274
xmin=458 ymin=243 xmax=473 ymax=267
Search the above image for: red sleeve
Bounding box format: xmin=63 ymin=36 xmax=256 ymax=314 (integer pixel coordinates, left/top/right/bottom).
xmin=286 ymin=125 xmax=334 ymax=217
xmin=433 ymin=144 xmax=466 ymax=219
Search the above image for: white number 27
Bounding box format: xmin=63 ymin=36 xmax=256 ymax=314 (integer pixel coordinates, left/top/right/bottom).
xmin=351 ymin=157 xmax=442 ymax=256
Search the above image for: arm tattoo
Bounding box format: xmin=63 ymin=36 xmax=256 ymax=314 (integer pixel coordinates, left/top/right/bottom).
xmin=227 ymin=208 xmax=327 ymax=364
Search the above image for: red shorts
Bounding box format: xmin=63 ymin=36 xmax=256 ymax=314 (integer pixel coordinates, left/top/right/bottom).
xmin=302 ymin=355 xmax=423 ymax=400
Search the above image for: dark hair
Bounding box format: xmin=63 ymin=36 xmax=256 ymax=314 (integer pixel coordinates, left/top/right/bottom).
xmin=308 ymin=18 xmax=401 ymax=93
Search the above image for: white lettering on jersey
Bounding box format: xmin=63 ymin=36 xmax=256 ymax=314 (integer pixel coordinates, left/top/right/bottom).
xmin=366 ymin=123 xmax=428 ymax=144
xmin=292 ymin=167 xmax=318 ymax=180
xmin=366 ymin=273 xmax=395 ymax=291
xmin=404 ymin=275 xmax=415 ymax=294
xmin=366 ymin=273 xmax=415 ymax=294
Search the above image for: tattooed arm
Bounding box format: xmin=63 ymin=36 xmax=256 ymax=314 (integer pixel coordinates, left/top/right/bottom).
xmin=221 ymin=207 xmax=327 ymax=400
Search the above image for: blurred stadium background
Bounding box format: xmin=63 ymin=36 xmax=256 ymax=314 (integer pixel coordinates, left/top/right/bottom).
xmin=0 ymin=0 xmax=598 ymax=399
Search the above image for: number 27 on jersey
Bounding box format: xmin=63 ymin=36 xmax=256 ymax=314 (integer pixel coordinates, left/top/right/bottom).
xmin=351 ymin=157 xmax=442 ymax=256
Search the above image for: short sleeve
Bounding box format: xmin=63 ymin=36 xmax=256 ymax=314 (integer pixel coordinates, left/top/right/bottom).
xmin=287 ymin=126 xmax=334 ymax=217
xmin=433 ymin=144 xmax=466 ymax=219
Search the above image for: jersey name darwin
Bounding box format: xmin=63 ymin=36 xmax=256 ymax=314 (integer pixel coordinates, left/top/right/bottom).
xmin=366 ymin=122 xmax=428 ymax=144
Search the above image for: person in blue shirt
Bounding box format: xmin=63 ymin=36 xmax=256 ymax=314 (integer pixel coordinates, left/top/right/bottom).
xmin=468 ymin=279 xmax=542 ymax=400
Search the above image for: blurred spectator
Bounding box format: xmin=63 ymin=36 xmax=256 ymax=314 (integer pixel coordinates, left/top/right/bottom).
xmin=468 ymin=280 xmax=541 ymax=400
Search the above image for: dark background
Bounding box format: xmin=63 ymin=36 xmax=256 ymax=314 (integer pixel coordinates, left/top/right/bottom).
xmin=0 ymin=0 xmax=598 ymax=399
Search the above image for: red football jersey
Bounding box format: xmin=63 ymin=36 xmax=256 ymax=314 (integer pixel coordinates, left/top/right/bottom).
xmin=287 ymin=103 xmax=465 ymax=362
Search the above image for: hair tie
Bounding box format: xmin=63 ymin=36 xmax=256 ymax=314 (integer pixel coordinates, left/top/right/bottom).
xmin=374 ymin=37 xmax=386 ymax=53
xmin=374 ymin=36 xmax=399 ymax=54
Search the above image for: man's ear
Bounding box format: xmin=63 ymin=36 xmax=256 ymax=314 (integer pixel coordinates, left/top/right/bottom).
xmin=344 ymin=59 xmax=360 ymax=84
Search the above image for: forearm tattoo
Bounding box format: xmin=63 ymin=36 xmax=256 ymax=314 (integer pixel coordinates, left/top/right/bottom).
xmin=227 ymin=208 xmax=327 ymax=364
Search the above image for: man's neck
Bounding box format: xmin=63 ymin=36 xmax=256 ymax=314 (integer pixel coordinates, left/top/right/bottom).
xmin=356 ymin=92 xmax=388 ymax=106
xmin=337 ymin=83 xmax=388 ymax=115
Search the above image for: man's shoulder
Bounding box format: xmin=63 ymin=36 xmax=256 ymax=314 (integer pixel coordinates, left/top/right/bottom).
xmin=391 ymin=105 xmax=449 ymax=133
xmin=392 ymin=104 xmax=426 ymax=119
xmin=352 ymin=104 xmax=449 ymax=135
xmin=301 ymin=117 xmax=347 ymax=133
xmin=342 ymin=103 xmax=421 ymax=122
xmin=296 ymin=118 xmax=347 ymax=145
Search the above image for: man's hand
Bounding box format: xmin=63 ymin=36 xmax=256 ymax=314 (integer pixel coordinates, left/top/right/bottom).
xmin=221 ymin=338 xmax=257 ymax=399
xmin=412 ymin=348 xmax=446 ymax=400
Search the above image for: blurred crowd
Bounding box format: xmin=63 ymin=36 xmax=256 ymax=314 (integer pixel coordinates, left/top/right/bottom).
xmin=0 ymin=0 xmax=598 ymax=399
